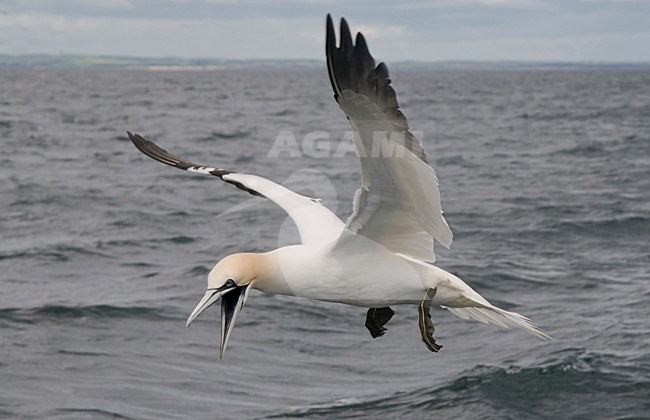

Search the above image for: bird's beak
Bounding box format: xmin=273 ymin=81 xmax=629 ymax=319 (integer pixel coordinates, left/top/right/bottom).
xmin=186 ymin=283 xmax=252 ymax=359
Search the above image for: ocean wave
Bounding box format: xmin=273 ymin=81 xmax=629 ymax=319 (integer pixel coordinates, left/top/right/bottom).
xmin=270 ymin=109 xmax=297 ymax=117
xmin=553 ymin=143 xmax=606 ymax=157
xmin=271 ymin=351 xmax=647 ymax=418
xmin=96 ymin=234 xmax=197 ymax=250
xmin=0 ymin=244 xmax=113 ymax=263
xmin=548 ymin=215 xmax=649 ymax=237
xmin=197 ymin=129 xmax=252 ymax=141
xmin=46 ymin=408 xmax=136 ymax=420
xmin=0 ymin=304 xmax=176 ymax=324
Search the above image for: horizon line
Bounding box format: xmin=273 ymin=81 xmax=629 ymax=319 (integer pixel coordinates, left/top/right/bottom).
xmin=2 ymin=53 xmax=650 ymax=70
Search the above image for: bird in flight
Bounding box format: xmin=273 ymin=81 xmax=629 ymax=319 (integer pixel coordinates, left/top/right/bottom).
xmin=128 ymin=14 xmax=551 ymax=359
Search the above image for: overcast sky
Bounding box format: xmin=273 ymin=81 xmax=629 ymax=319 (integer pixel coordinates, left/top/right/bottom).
xmin=1 ymin=0 xmax=648 ymax=61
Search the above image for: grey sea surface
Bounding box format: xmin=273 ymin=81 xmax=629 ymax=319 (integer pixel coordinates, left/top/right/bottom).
xmin=1 ymin=67 xmax=649 ymax=419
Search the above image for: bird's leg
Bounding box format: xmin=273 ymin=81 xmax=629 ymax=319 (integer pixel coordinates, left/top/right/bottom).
xmin=419 ymin=288 xmax=442 ymax=352
xmin=365 ymin=307 xmax=395 ymax=338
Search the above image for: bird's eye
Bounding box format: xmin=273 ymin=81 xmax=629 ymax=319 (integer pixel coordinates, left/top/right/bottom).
xmin=225 ymin=279 xmax=235 ymax=287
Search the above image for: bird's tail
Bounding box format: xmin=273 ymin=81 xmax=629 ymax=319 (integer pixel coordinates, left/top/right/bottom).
xmin=417 ymin=263 xmax=552 ymax=341
xmin=444 ymin=304 xmax=552 ymax=341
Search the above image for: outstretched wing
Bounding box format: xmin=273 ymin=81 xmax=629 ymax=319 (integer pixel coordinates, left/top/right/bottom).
xmin=128 ymin=132 xmax=344 ymax=244
xmin=326 ymin=15 xmax=452 ymax=262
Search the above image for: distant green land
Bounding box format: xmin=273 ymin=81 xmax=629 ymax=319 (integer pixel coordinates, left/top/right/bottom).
xmin=0 ymin=54 xmax=321 ymax=70
xmin=1 ymin=54 xmax=649 ymax=70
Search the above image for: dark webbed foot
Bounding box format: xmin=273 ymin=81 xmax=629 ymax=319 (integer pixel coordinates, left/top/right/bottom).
xmin=419 ymin=288 xmax=442 ymax=352
xmin=365 ymin=307 xmax=395 ymax=338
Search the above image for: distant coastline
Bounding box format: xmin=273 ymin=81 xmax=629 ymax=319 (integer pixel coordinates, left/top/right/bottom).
xmin=1 ymin=54 xmax=649 ymax=70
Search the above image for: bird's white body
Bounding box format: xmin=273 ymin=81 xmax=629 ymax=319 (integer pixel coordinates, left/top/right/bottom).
xmin=249 ymin=237 xmax=545 ymax=339
xmin=259 ymin=242 xmax=429 ymax=307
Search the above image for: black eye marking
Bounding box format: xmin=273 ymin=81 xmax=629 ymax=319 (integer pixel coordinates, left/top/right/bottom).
xmin=225 ymin=279 xmax=236 ymax=287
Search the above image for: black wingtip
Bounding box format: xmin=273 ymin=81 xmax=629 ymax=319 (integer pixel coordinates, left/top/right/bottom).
xmin=355 ymin=32 xmax=369 ymax=56
xmin=326 ymin=14 xmax=336 ymax=51
xmin=127 ymin=131 xmax=148 ymax=153
xmin=127 ymin=131 xmax=182 ymax=168
xmin=339 ymin=18 xmax=353 ymax=53
xmin=127 ymin=131 xmax=146 ymax=148
xmin=326 ymin=14 xmax=340 ymax=100
xmin=324 ymin=14 xmax=423 ymax=161
xmin=127 ymin=130 xmax=141 ymax=147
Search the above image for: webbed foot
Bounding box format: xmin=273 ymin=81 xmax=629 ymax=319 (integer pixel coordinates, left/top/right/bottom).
xmin=365 ymin=307 xmax=395 ymax=338
xmin=418 ymin=288 xmax=442 ymax=352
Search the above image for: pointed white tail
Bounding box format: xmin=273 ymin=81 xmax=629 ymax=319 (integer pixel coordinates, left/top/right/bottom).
xmin=445 ymin=305 xmax=552 ymax=341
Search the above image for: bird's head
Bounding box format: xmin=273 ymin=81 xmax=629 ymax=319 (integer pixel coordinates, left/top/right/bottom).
xmin=186 ymin=253 xmax=262 ymax=359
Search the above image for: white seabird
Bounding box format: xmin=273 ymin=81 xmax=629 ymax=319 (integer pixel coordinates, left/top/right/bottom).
xmin=128 ymin=14 xmax=551 ymax=359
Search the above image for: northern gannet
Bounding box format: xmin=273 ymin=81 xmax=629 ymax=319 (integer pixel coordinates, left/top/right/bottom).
xmin=128 ymin=15 xmax=551 ymax=359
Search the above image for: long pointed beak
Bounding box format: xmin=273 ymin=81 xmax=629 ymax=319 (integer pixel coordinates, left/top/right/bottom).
xmin=186 ymin=283 xmax=252 ymax=359
xmin=186 ymin=287 xmax=232 ymax=328
xmin=220 ymin=284 xmax=251 ymax=359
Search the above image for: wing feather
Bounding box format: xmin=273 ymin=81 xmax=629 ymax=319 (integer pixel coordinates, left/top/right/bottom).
xmin=128 ymin=132 xmax=343 ymax=245
xmin=325 ymin=16 xmax=452 ymax=261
